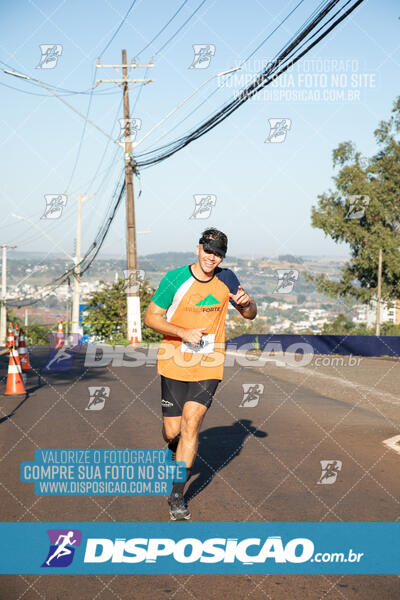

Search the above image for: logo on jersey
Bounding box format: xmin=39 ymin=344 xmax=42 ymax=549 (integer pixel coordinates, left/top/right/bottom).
xmin=185 ymin=293 xmax=221 ymax=313
xmin=195 ymin=294 xmax=220 ymax=306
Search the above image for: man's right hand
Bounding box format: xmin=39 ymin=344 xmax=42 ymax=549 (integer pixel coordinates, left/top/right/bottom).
xmin=181 ymin=328 xmax=206 ymax=345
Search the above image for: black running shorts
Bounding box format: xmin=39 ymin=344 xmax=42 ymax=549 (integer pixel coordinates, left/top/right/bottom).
xmin=161 ymin=375 xmax=220 ymax=417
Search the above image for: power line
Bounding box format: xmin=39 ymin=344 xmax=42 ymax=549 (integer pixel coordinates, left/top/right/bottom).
xmin=4 ymin=0 xmax=199 ymax=308
xmin=131 ymin=63 xmax=152 ymax=114
xmin=136 ymin=0 xmax=190 ymax=56
xmin=83 ymin=96 xmax=124 ymax=195
xmin=143 ymin=0 xmax=311 ymax=150
xmin=5 ymin=0 xmax=365 ymax=307
xmin=100 ymin=0 xmax=138 ymax=57
xmin=149 ymin=0 xmax=336 ymax=150
xmin=64 ymin=70 xmax=97 ymax=192
xmin=7 ymin=172 xmax=126 ymax=307
xmin=0 ymin=59 xmax=120 ymax=96
xmin=64 ymin=0 xmax=139 ymax=192
xmin=79 ymin=176 xmax=126 ymax=276
xmin=155 ymin=0 xmax=207 ymax=55
xmin=133 ymin=0 xmax=365 ymax=169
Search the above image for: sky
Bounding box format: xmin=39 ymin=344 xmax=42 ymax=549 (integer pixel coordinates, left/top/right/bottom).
xmin=0 ymin=0 xmax=399 ymax=266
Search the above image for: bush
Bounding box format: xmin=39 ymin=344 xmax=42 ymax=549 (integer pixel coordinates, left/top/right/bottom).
xmin=83 ymin=278 xmax=162 ymax=345
xmin=25 ymin=323 xmax=54 ymax=345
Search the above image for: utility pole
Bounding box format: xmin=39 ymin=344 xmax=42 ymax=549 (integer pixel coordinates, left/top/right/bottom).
xmin=375 ymin=246 xmax=383 ymax=336
xmin=96 ymin=51 xmax=154 ymax=341
xmin=0 ymin=245 xmax=16 ymax=345
xmin=123 ymin=49 xmax=139 ymax=343
xmin=65 ymin=296 xmax=70 ymax=337
xmin=70 ymin=193 xmax=95 ymax=335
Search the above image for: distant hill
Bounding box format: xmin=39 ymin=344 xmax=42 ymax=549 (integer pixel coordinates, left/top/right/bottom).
xmin=138 ymin=252 xmax=197 ymax=270
xmin=277 ymin=254 xmax=304 ymax=264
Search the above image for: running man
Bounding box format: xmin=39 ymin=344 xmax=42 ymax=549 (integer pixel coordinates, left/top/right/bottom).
xmin=144 ymin=228 xmax=257 ymax=520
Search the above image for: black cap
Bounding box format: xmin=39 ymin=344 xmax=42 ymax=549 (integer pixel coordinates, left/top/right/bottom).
xmin=199 ymin=235 xmax=227 ymax=258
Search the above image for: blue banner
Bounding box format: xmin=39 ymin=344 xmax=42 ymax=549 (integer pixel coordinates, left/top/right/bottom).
xmin=0 ymin=522 xmax=398 ymax=574
xmin=20 ymin=449 xmax=185 ymax=496
xmin=227 ymin=333 xmax=400 ymax=357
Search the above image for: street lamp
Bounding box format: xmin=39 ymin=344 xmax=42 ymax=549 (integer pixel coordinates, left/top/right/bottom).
xmin=4 ymin=69 xmax=120 ymax=147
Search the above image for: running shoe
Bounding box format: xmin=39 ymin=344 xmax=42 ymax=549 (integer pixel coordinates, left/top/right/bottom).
xmin=168 ymin=492 xmax=191 ymax=521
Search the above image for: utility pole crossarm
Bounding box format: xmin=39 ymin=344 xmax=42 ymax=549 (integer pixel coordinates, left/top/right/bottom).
xmin=96 ymin=63 xmax=155 ymax=68
xmin=95 ymin=78 xmax=153 ymax=85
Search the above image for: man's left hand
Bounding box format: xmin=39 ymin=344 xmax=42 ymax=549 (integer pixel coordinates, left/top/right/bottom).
xmin=229 ymin=285 xmax=251 ymax=307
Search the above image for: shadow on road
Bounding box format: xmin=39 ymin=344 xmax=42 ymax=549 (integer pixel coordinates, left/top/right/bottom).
xmin=0 ymin=393 xmax=30 ymax=423
xmin=186 ymin=419 xmax=267 ymax=501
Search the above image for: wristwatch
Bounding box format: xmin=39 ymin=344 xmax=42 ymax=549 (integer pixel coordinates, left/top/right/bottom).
xmin=238 ymin=300 xmax=251 ymax=310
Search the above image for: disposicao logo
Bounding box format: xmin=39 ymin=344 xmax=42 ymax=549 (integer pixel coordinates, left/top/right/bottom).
xmin=83 ymin=536 xmax=314 ymax=564
xmin=41 ymin=529 xmax=82 ymax=567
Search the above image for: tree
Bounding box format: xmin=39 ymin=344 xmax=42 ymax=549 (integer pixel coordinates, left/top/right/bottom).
xmin=320 ymin=313 xmax=400 ymax=336
xmin=83 ymin=278 xmax=162 ymax=344
xmin=226 ymin=313 xmax=257 ymax=338
xmin=6 ymin=310 xmax=22 ymax=327
xmin=307 ymin=96 xmax=400 ymax=305
xmin=25 ymin=323 xmax=54 ymax=345
xmin=226 ymin=312 xmax=269 ymax=338
xmin=321 ymin=314 xmax=363 ymax=335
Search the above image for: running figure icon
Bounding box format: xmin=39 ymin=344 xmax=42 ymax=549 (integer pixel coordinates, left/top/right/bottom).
xmin=45 ymin=531 xmax=77 ymax=566
xmin=43 ymin=348 xmax=73 ymax=371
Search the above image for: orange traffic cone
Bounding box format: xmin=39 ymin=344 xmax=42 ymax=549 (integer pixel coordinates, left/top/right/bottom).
xmin=129 ymin=322 xmax=139 ymax=347
xmin=5 ymin=347 xmax=26 ymax=396
xmin=14 ymin=324 xmax=20 ymax=349
xmin=55 ymin=321 xmax=64 ymax=349
xmin=6 ymin=322 xmax=14 ymax=350
xmin=18 ymin=328 xmax=31 ymax=371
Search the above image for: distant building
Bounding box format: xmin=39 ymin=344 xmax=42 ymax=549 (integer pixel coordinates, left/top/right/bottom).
xmin=353 ymin=298 xmax=400 ymax=327
xmin=223 ymin=262 xmax=238 ymax=268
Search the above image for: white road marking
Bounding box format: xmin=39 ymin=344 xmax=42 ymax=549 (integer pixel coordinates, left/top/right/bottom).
xmin=288 ymin=365 xmax=400 ymax=406
xmin=225 ymin=351 xmax=400 ymax=406
xmin=382 ymin=435 xmax=400 ymax=456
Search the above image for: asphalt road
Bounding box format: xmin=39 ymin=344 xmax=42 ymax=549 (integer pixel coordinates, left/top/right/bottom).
xmin=0 ymin=345 xmax=399 ymax=599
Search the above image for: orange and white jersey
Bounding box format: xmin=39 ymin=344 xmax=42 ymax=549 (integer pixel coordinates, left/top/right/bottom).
xmin=152 ymin=264 xmax=241 ymax=382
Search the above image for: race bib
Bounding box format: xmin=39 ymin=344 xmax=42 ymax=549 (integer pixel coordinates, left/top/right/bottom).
xmin=181 ymin=334 xmax=215 ymax=354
